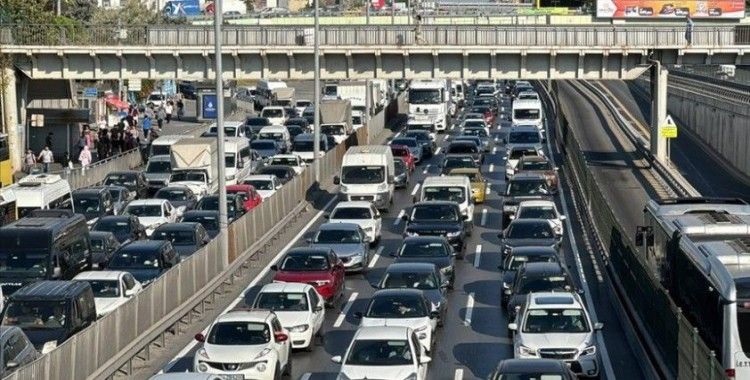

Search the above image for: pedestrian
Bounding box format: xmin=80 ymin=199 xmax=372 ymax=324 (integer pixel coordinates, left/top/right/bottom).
xmin=24 ymin=149 xmax=36 ymax=173
xmin=157 ymin=107 xmax=166 ymax=129
xmin=685 ymin=15 xmax=694 ymax=46
xmin=145 ymin=106 xmax=155 ymax=120
xmin=45 ymin=132 xmax=54 ymax=149
xmin=37 ymin=146 xmax=54 ymax=173
xmin=142 ymin=115 xmax=152 ymax=139
xmin=62 ymin=151 xmax=72 ymax=175
xmin=176 ymin=98 xmax=184 ymax=120
xmin=97 ymin=116 xmax=107 ymax=130
xmin=78 ymin=145 xmax=92 ymax=174
xmin=165 ymin=101 xmax=174 ymax=124
xmin=414 ymin=14 xmax=425 ymax=45
xmin=75 ymin=132 xmax=86 ymax=162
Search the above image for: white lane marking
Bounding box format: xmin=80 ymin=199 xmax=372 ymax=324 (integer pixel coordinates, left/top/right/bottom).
xmin=494 ymin=136 xmax=499 ymax=142
xmin=334 ymin=292 xmax=359 ymax=328
xmin=492 ymin=146 xmax=498 ymax=154
xmin=454 ymin=369 xmax=464 ymax=380
xmin=368 ymin=246 xmax=384 ymax=269
xmin=464 ymin=292 xmax=475 ymax=326
xmin=435 ymin=147 xmax=442 ymax=155
xmin=486 ymin=183 xmax=491 ymax=195
xmin=411 ymin=183 xmax=421 ymax=197
xmin=480 ymin=208 xmax=488 ymax=226
xmin=300 ymin=373 xmax=312 ymax=380
xmin=450 ymin=124 xmax=456 ymax=130
xmin=540 ymin=94 xmax=616 ymax=380
xmin=489 ymin=164 xmax=495 ymax=172
xmin=160 ymin=195 xmax=339 ymax=373
xmin=473 ymin=245 xmax=482 ymax=268
xmin=422 ymin=164 xmax=431 ymax=175
xmin=393 ymin=209 xmax=405 ymax=226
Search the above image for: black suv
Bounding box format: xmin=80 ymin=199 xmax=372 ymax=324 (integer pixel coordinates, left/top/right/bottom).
xmin=402 ymin=201 xmax=468 ymax=255
xmin=504 ymin=261 xmax=575 ymax=318
xmin=498 ymin=219 xmax=561 ymax=259
xmin=502 ymin=172 xmax=552 ymax=225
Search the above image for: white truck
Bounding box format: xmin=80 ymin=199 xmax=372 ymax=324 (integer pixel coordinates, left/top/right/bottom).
xmin=408 ymin=79 xmax=451 ymax=133
xmin=169 ymin=138 xmax=219 ymax=199
xmin=256 ymin=79 xmax=288 ymax=108
xmin=271 ymin=87 xmax=296 ymax=108
xmin=324 ymin=81 xmax=385 ymax=115
xmin=320 ymin=99 xmax=353 ymax=145
xmin=334 ymin=146 xmax=395 ymax=210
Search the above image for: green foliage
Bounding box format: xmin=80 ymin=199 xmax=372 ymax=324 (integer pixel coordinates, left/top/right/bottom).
xmin=62 ymin=0 xmax=97 ymax=22
xmin=0 ymin=0 xmax=58 ymax=24
xmin=91 ymin=0 xmax=161 ymax=25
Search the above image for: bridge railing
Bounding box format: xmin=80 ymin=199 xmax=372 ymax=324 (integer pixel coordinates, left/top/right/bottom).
xmin=0 ymin=24 xmax=742 ymax=48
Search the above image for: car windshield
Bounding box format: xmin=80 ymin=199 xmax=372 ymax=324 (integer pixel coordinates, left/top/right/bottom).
xmin=507 ymin=222 xmax=554 ymax=239
xmin=518 ymin=206 xmax=557 ymax=220
xmin=271 ymin=157 xmax=299 ymax=166
xmin=523 ymin=308 xmax=589 ymax=333
xmin=346 ymin=339 xmax=413 ymax=366
xmin=1 ymin=300 xmax=68 ymax=329
xmin=104 ymin=174 xmax=136 ymax=186
xmin=508 ymin=131 xmax=541 ymax=144
xmin=259 ymin=132 xmax=284 ymax=140
xmin=107 ymin=188 xmax=124 ymax=201
xmin=518 ymin=274 xmax=569 ymax=293
xmin=331 ymin=207 xmax=371 ymax=219
xmin=508 ymin=254 xmax=557 ymax=270
xmin=207 ymin=322 xmax=271 ymax=345
xmin=255 ymin=292 xmax=309 ymax=311
xmin=110 ymin=249 xmax=161 ymax=269
xmin=156 ymin=189 xmax=190 ymax=201
xmin=0 ymin=250 xmax=48 ymax=276
xmin=443 ymin=157 xmax=476 ymax=171
xmin=90 ymin=237 xmax=106 ymax=251
xmin=382 ymin=272 xmax=439 ymax=290
xmin=352 ymin=116 xmax=363 ymax=125
xmin=225 ymin=154 xmax=236 ymax=168
xmin=462 ymin=129 xmax=488 ymax=137
xmin=244 ymin=180 xmax=274 ymax=191
xmin=520 ymin=160 xmax=552 ymax=170
xmin=152 ymin=229 xmax=196 ymax=244
xmin=408 ymin=89 xmax=441 ymax=104
xmin=315 ymin=229 xmax=361 ymax=244
xmin=366 ymin=295 xmax=427 ymax=318
xmin=423 ymin=187 xmax=466 ymax=203
xmin=84 ymin=280 xmax=121 ymax=298
xmin=262 ymin=109 xmax=283 ymax=118
xmin=412 ymin=205 xmax=458 ymax=221
xmin=341 ymin=166 xmax=384 ymax=185
xmin=297 ymin=101 xmax=311 ymax=107
xmin=400 ymin=241 xmax=449 ymax=257
xmin=251 ymin=141 xmax=277 ymax=150
xmin=514 ymin=108 xmax=540 ymax=120
xmin=321 ymin=125 xmax=345 ymax=135
xmin=182 ymin=215 xmax=219 ymax=230
xmin=470 ymin=106 xmax=490 ymax=114
xmin=463 ymin=121 xmax=486 ymax=129
xmin=280 ymin=253 xmax=329 ymax=271
xmin=146 ymin=161 xmax=171 ymax=173
xmin=405 ymin=132 xmax=429 ymax=141
xmin=392 ymin=139 xmax=417 ymax=148
xmin=73 ymin=196 xmax=101 ymax=214
xmin=125 ymin=205 xmax=162 ymax=217
xmin=94 ymin=219 xmax=130 ymax=233
xmin=170 ymin=172 xmax=206 ymax=182
xmin=507 ymin=180 xmax=549 ymax=196
xmin=392 ymin=147 xmax=409 ymax=157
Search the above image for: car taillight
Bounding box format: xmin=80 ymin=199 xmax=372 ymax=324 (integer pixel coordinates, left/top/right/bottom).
xmin=726 ymin=368 xmax=735 ymax=379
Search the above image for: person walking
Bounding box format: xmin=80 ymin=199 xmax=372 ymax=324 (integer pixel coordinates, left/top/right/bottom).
xmin=62 ymin=151 xmax=72 ymax=175
xmin=685 ymin=15 xmax=694 ymax=46
xmin=45 ymin=132 xmax=54 ymax=149
xmin=38 ymin=146 xmax=54 ymax=173
xmin=176 ymin=98 xmax=184 ymax=120
xmin=78 ymin=145 xmax=92 ymax=175
xmin=24 ymin=149 xmax=37 ymax=174
xmin=156 ymin=107 xmax=166 ymax=130
xmin=165 ymin=101 xmax=174 ymax=124
xmin=142 ymin=115 xmax=153 ymax=139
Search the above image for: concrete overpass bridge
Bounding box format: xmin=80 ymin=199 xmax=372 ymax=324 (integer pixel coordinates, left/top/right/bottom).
xmin=2 ymin=24 xmax=749 ymax=81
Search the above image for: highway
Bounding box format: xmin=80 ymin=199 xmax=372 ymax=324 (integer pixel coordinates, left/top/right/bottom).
xmin=151 ymin=86 xmax=647 ymax=379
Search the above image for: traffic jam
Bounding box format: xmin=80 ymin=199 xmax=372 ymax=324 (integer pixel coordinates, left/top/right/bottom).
xmin=0 ymin=79 xmax=605 ymax=380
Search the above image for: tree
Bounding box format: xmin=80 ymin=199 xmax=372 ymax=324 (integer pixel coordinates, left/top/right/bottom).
xmin=62 ymin=0 xmax=97 ymax=22
xmin=91 ymin=0 xmax=161 ymax=25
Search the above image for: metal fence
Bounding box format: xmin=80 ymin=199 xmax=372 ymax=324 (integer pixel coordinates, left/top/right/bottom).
xmin=50 ymin=148 xmax=144 ymax=190
xmin=550 ymin=82 xmax=726 ymax=380
xmin=0 ymin=24 xmax=743 ymax=48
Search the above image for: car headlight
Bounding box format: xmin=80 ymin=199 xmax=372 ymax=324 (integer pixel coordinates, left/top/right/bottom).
xmin=519 ymin=345 xmax=538 ymax=357
xmin=289 ymin=324 xmax=310 ymax=333
xmin=403 ymin=373 xmax=418 ymax=380
xmin=197 ymin=348 xmax=210 ymax=359
xmin=581 ymin=345 xmax=597 ymax=356
xmin=441 ymin=265 xmax=453 ymax=275
xmin=254 ymin=361 xmax=268 ymax=372
xmin=313 ymin=280 xmax=331 ymax=286
xmin=446 ymin=231 xmax=460 ymax=238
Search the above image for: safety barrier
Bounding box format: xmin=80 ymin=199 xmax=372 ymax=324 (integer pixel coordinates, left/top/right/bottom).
xmin=3 ymin=95 xmax=398 ymax=380
xmin=53 ymin=148 xmax=143 ymax=190
xmin=548 ymin=82 xmax=726 ymax=380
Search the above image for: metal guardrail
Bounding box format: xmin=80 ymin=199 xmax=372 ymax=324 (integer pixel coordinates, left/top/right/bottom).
xmin=547 ymin=81 xmax=725 ymax=379
xmin=0 ymin=24 xmax=742 ymax=48
xmin=668 ymin=72 xmax=750 ymax=104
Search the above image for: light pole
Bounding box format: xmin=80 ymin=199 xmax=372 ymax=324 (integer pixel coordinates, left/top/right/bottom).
xmin=313 ymin=0 xmax=321 ymax=183
xmin=214 ymin=0 xmax=229 ymax=268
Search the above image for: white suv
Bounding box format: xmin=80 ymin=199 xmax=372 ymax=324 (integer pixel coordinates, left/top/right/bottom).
xmin=251 ymin=283 xmax=325 ymax=351
xmin=508 ymin=292 xmax=602 ymax=379
xmin=327 ymin=201 xmax=382 ymax=246
xmin=193 ymin=310 xmax=292 ymax=380
xmin=513 ymin=200 xmax=566 ymax=237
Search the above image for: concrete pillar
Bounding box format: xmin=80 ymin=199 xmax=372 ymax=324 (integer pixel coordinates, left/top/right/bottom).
xmin=1 ymin=66 xmax=21 ymax=173
xmin=650 ymin=62 xmax=668 ymax=161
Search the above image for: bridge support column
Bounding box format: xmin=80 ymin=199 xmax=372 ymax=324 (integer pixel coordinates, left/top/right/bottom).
xmin=1 ymin=66 xmax=21 ymax=173
xmin=650 ymin=62 xmax=668 ymax=161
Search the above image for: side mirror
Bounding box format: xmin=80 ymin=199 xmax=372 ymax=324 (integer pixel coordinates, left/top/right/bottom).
xmin=560 ymin=215 xmax=567 ymax=221
xmin=594 ymin=322 xmax=604 ymax=330
xmin=509 ymin=214 xmax=516 ymax=220
xmin=504 ymin=289 xmax=512 ymax=295
xmin=429 ymin=310 xmax=440 ymax=319
xmin=353 ymin=311 xmax=363 ymax=319
xmin=333 ymin=176 xmax=340 ymax=185
xmin=313 ymin=305 xmax=323 ymax=312
xmin=270 ymin=265 xmax=279 ymax=271
xmin=305 ymin=238 xmax=312 ymax=244
xmin=124 ymin=288 xmax=136 ymax=297
xmin=5 ymin=361 xmax=19 ymax=369
xmin=420 ymin=356 xmax=432 ymax=364
xmin=195 ymin=333 xmax=205 ymax=342
xmin=462 ymin=214 xmax=469 ymax=221
xmin=324 ymin=214 xmax=330 ymax=219
xmin=331 ymin=355 xmax=343 ymax=364
xmin=53 ymin=266 xmax=62 ymax=279
xmin=507 ymin=323 xmax=518 ymax=331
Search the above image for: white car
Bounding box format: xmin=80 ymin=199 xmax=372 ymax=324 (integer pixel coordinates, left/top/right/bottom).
xmin=73 ymin=271 xmax=143 ymax=317
xmin=508 ymin=292 xmax=602 ymax=379
xmin=513 ymin=200 xmax=566 ymax=237
xmin=332 ymin=326 xmax=431 ymax=380
xmin=242 ymin=175 xmax=282 ymax=199
xmin=251 ymin=283 xmax=325 ymax=350
xmin=123 ymin=199 xmax=183 ymax=236
xmin=260 ymin=106 xmax=287 ymax=125
xmin=146 ymin=91 xmax=166 ymax=108
xmin=295 ymin=99 xmax=312 ymax=116
xmin=327 ymin=201 xmax=382 ymax=245
xmin=356 ymin=289 xmax=438 ymax=353
xmin=194 ymin=310 xmax=292 ymax=380
xmin=461 ymin=118 xmax=490 ymax=135
xmin=268 ymin=154 xmax=306 ymax=175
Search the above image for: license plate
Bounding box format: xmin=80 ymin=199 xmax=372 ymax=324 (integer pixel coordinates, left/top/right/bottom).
xmin=218 ymin=375 xmax=244 ymax=380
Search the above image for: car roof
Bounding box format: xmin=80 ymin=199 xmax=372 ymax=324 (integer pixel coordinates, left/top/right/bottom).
xmin=11 ymin=281 xmax=90 ymax=300
xmin=97 ymin=215 xmax=134 ymax=222
xmin=497 ymin=358 xmax=565 ymax=373
xmin=509 ymin=125 xmax=540 ymax=132
xmin=73 ymin=270 xmax=125 ymax=281
xmin=353 ymin=326 xmax=411 ymax=340
xmin=182 ymin=210 xmax=220 ymax=217
xmin=89 ymin=230 xmax=117 ymax=239
xmin=509 ymin=172 xmax=548 ymax=181
xmin=385 ymin=262 xmax=438 ymax=273
xmin=287 ymin=247 xmax=331 ymax=255
xmin=521 ymin=262 xmax=565 ymax=275
xmin=510 ymin=246 xmax=558 ymax=256
xmin=403 ymin=236 xmax=448 ymax=244
xmin=217 ymin=309 xmax=274 ymax=323
xmin=413 ymin=200 xmax=460 ymax=208
xmin=334 ymin=201 xmax=373 ymax=208
xmin=527 ymin=292 xmax=582 ymax=309
xmin=259 ymin=282 xmax=312 ymax=293
xmin=244 ymin=175 xmax=276 ymax=181
xmin=260 ymin=165 xmax=294 ymax=172
xmin=153 ymin=222 xmax=199 ymax=232
xmin=121 ymin=240 xmax=168 ymax=250
xmin=157 ymin=186 xmax=192 ymax=193
xmin=319 ymin=222 xmax=360 ymax=231
xmin=518 ymin=200 xmax=556 ymax=208
xmin=519 ymin=155 xmax=549 ymax=163
xmin=448 ymin=168 xmax=481 ymax=175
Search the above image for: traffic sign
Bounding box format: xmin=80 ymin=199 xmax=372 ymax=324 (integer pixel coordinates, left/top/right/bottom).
xmin=83 ymin=87 xmax=97 ymax=98
xmin=202 ymin=94 xmax=218 ymax=119
xmin=660 ymin=115 xmax=678 ymax=139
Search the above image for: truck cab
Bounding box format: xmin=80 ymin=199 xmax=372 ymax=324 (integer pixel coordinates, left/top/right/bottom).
xmin=334 ymin=146 xmax=395 ymax=210
xmin=408 ymin=80 xmax=450 ymax=132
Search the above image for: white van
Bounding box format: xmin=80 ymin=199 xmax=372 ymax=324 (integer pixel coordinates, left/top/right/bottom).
xmin=12 ymin=174 xmax=73 ymax=218
xmin=150 ymin=135 xmax=188 ymax=156
xmin=334 ymin=146 xmax=395 ymax=210
xmin=511 ymin=98 xmax=543 ymax=128
xmin=418 ymin=176 xmax=474 ymax=229
xmin=260 ymin=106 xmax=287 ymax=126
xmin=258 ymin=126 xmax=291 ymax=153
xmin=224 ymin=137 xmax=253 ymax=185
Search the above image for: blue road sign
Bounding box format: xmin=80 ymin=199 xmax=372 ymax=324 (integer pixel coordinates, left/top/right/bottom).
xmin=83 ymin=87 xmax=98 ymax=97
xmin=202 ymin=94 xmax=218 ymax=119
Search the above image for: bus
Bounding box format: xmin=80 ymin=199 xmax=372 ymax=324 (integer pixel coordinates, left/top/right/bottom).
xmin=636 ymin=198 xmax=750 ymax=379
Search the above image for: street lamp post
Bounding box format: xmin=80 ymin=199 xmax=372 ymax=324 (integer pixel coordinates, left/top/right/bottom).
xmin=313 ymin=0 xmax=321 ymax=183
xmin=214 ymin=0 xmax=229 ymax=268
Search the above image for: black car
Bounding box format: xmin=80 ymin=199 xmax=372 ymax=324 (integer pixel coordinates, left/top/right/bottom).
xmin=488 ymin=359 xmax=577 ymax=380
xmin=284 ymin=117 xmax=310 ymax=130
xmin=440 ymin=155 xmax=479 ymax=176
xmin=402 ymin=201 xmax=468 ymax=255
xmin=376 ymin=262 xmax=448 ymax=324
xmin=180 ymin=210 xmax=220 ymax=238
xmin=154 ymin=186 xmax=199 ymax=211
xmin=502 ymin=173 xmax=553 ymax=225
xmin=70 ymin=187 xmax=114 ymax=224
xmin=103 ymin=171 xmax=149 ymax=199
xmin=286 ymin=125 xmax=306 ymax=141
xmin=353 ymin=288 xmax=439 ymax=342
xmin=391 ymin=236 xmax=457 ymax=284
xmin=89 ymin=185 xmax=130 ymax=215
xmin=393 ymin=158 xmax=409 ymax=189
xmin=446 ymin=141 xmax=483 ymax=165
xmin=150 ymin=222 xmax=210 ymax=259
xmin=257 ymin=165 xmax=296 ymax=184
xmin=89 ymin=231 xmax=121 ymax=269
xmin=108 ymin=240 xmax=180 ymax=286
xmin=244 ymin=116 xmax=271 ymax=138
xmin=499 ymin=219 xmax=560 ymax=259
xmin=504 ymin=262 xmax=575 ymax=316
xmin=498 ymin=246 xmax=559 ymax=295
xmin=91 ymin=215 xmax=147 ymax=244
xmin=195 ymin=194 xmax=245 ymax=222
xmin=403 ymin=130 xmax=435 ymax=158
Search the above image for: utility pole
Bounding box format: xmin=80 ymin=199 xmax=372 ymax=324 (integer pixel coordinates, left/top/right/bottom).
xmin=313 ymin=0 xmax=321 ymax=183
xmin=214 ymin=0 xmax=229 ymax=268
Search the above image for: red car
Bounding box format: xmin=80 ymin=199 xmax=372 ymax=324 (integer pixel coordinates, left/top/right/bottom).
xmin=271 ymin=247 xmax=346 ymax=306
xmin=226 ymin=184 xmax=263 ymax=212
xmin=390 ymin=145 xmax=415 ymax=171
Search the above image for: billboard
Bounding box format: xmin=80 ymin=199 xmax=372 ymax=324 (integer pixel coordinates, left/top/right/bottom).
xmin=596 ymin=0 xmax=745 ymax=18
xmin=202 ymin=94 xmax=218 ymax=119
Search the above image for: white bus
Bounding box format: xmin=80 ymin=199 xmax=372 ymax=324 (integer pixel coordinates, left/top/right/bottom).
xmin=8 ymin=174 xmax=74 ymax=218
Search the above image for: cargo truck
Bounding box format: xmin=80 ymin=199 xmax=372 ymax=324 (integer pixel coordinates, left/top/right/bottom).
xmin=320 ymin=99 xmax=353 ymax=145
xmin=169 ymin=138 xmax=219 ymax=199
xmin=272 ymin=87 xmax=296 ymax=108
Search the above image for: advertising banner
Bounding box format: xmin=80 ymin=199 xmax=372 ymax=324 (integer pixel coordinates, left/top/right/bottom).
xmin=596 ymin=0 xmax=745 ymax=18
xmin=202 ymin=94 xmax=218 ymax=119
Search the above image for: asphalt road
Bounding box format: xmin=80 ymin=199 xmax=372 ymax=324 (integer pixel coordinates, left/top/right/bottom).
xmin=158 ymin=89 xmax=647 ymax=379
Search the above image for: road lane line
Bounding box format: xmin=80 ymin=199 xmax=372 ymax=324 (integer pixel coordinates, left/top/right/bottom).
xmin=300 ymin=373 xmax=312 ymax=380
xmin=368 ymin=246 xmax=384 ymax=269
xmin=422 ymin=164 xmax=431 ymax=175
xmin=160 ymin=195 xmax=339 ymax=373
xmin=486 ymin=183 xmax=491 ymax=195
xmin=454 ymin=369 xmax=464 ymax=380
xmin=393 ymin=210 xmax=405 ymax=226
xmin=435 ymin=147 xmax=442 ymax=155
xmin=464 ymin=293 xmax=475 ymax=326
xmin=480 ymin=208 xmax=488 ymax=226
xmin=411 ymin=183 xmax=421 ymax=197
xmin=474 ymin=245 xmax=482 ymax=268
xmin=489 ymin=164 xmax=495 ymax=172
xmin=492 ymin=146 xmax=498 ymax=154
xmin=334 ymin=292 xmax=359 ymax=328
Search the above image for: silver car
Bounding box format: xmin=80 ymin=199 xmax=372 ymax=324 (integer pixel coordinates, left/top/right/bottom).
xmin=144 ymin=155 xmax=173 ymax=191
xmin=0 ymin=326 xmax=39 ymax=377
xmin=390 ymin=137 xmax=423 ymax=163
xmin=308 ymin=223 xmax=371 ymax=272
